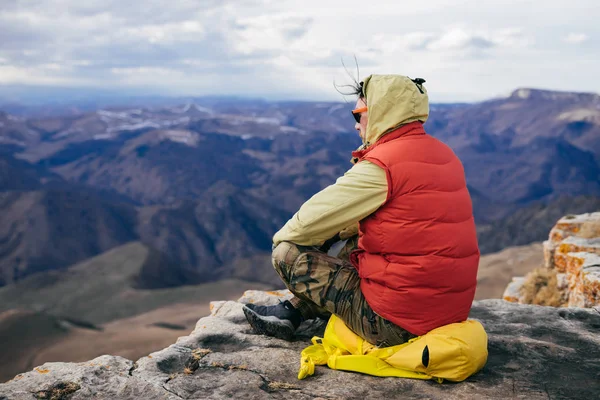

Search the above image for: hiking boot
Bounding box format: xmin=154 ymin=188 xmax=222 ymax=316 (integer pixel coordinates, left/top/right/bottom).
xmin=242 ymin=300 xmax=303 ymax=341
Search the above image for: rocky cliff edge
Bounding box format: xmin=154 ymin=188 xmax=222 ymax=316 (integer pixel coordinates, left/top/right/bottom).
xmin=1 ymin=290 xmax=600 ymax=400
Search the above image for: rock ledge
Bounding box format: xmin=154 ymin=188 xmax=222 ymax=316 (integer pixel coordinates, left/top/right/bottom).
xmin=1 ymin=290 xmax=600 ymax=399
xmin=504 ymin=212 xmax=600 ymax=307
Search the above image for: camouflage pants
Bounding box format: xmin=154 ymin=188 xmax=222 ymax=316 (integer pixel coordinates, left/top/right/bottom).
xmin=272 ymin=238 xmax=416 ymax=347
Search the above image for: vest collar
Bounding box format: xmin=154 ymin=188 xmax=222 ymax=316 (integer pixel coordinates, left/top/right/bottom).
xmin=352 ymin=121 xmax=426 ymax=162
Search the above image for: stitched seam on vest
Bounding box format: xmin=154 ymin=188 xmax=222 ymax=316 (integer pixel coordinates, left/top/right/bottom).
xmin=364 ymin=134 xmax=427 ymax=156
xmin=385 ymin=254 xmax=464 ymax=260
xmin=397 ymin=187 xmax=467 ymax=195
xmin=377 ymin=134 xmax=427 ymax=148
xmin=360 ymin=123 xmax=425 ymax=152
xmin=389 ymin=159 xmax=455 ymax=167
xmin=384 ymin=249 xmax=479 ymax=259
xmin=416 ymin=250 xmax=480 ymax=259
xmin=387 ymin=215 xmax=474 ymax=224
xmin=363 ymin=156 xmax=392 ymax=201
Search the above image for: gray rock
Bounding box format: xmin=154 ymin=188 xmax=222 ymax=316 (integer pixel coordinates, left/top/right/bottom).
xmin=0 ymin=355 xmax=177 ymax=399
xmin=2 ymin=293 xmax=600 ymax=400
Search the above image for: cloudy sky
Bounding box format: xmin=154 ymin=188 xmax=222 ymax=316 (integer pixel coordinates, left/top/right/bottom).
xmin=0 ymin=0 xmax=598 ymax=102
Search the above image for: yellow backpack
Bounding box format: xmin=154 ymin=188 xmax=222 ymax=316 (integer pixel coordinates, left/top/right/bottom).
xmin=298 ymin=315 xmax=488 ymax=382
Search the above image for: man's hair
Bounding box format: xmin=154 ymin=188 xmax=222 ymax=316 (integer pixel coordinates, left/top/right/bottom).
xmin=334 ymin=56 xmax=364 ymax=99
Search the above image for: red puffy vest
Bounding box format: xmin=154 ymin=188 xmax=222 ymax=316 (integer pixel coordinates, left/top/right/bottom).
xmin=350 ymin=122 xmax=479 ymax=336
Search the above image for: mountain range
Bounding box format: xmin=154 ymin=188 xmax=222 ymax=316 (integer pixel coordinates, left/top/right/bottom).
xmin=1 ymin=88 xmax=600 ymax=288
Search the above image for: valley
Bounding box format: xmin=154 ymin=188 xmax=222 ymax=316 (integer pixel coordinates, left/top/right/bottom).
xmin=1 ymin=88 xmax=599 ymax=382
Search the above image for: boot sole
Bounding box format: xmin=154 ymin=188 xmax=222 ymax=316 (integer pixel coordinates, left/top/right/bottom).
xmin=242 ymin=305 xmax=295 ymax=341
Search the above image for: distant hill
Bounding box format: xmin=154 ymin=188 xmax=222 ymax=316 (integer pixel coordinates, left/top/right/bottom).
xmin=0 ymin=189 xmax=138 ymax=285
xmin=477 ymin=195 xmax=600 ymax=254
xmin=0 ymin=151 xmax=56 ymax=191
xmin=0 ymin=88 xmax=599 ymax=285
xmin=0 ymin=242 xmax=271 ymax=324
xmin=0 ymin=185 xmax=286 ymax=287
xmin=0 ymin=310 xmax=71 ymax=383
xmin=0 ymin=243 xmax=272 ymax=382
xmin=429 ymin=88 xmax=600 ymax=156
xmin=429 ymin=88 xmax=600 ymax=206
xmin=475 ymin=242 xmax=543 ymax=300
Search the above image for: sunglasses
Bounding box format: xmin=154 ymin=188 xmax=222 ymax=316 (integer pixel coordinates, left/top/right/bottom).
xmin=352 ymin=106 xmax=368 ymax=123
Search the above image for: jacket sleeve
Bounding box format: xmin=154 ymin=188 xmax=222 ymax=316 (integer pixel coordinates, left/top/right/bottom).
xmin=272 ymin=161 xmax=388 ymax=247
xmin=339 ymin=222 xmax=359 ymax=240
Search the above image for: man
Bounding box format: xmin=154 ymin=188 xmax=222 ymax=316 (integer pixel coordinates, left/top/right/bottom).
xmin=243 ymin=74 xmax=479 ymax=346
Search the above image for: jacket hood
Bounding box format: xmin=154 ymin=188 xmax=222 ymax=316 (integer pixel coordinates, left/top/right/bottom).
xmin=362 ymin=74 xmax=429 ymax=146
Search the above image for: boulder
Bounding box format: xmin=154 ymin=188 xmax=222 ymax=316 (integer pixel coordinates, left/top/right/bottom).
xmin=507 ymin=212 xmax=600 ymax=307
xmin=502 ymin=277 xmax=526 ymax=303
xmin=2 ymin=290 xmax=600 ymax=399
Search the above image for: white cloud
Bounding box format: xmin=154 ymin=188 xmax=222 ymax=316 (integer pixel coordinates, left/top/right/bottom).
xmin=123 ymin=21 xmax=205 ymax=44
xmin=110 ymin=67 xmax=179 ymax=76
xmin=374 ymin=27 xmax=533 ymax=54
xmin=0 ymin=0 xmax=598 ymax=101
xmin=72 ymin=60 xmax=93 ymax=67
xmin=0 ymin=65 xmax=90 ymax=86
xmin=39 ymin=63 xmax=63 ymax=71
xmin=563 ymin=33 xmax=589 ymax=44
xmin=427 ymin=28 xmax=494 ymax=51
xmin=229 ymin=14 xmax=312 ymax=55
